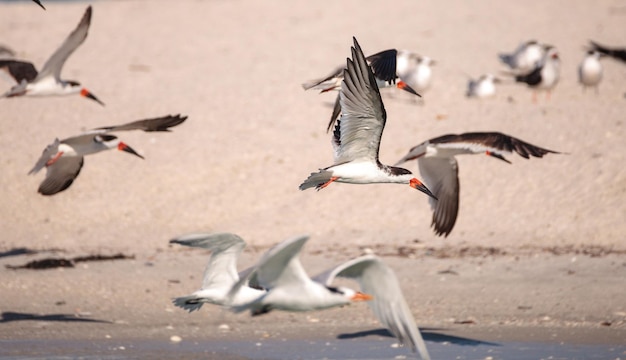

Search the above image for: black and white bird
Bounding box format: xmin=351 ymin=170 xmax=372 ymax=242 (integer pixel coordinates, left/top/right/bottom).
xmin=170 ymin=233 xmax=266 ymax=312
xmin=512 ymin=45 xmax=560 ymax=101
xmin=303 ymin=47 xmax=421 ymax=132
xmin=299 ymin=37 xmax=435 ymax=200
xmin=395 ymin=132 xmax=559 ymax=237
xmin=578 ymin=50 xmax=603 ymax=93
xmin=0 ymin=6 xmax=103 ymax=105
xmin=28 ymin=114 xmax=187 ymax=196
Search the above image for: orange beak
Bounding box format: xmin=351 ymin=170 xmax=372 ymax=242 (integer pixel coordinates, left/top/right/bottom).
xmin=410 ymin=178 xmax=437 ymax=200
xmin=80 ymin=88 xmax=105 ymax=106
xmin=117 ymin=142 xmax=144 ymax=159
xmin=351 ymin=292 xmax=373 ymax=302
xmin=396 ymin=81 xmax=421 ymax=97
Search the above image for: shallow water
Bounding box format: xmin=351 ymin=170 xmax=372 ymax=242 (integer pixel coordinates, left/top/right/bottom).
xmin=0 ymin=337 xmax=623 ymax=360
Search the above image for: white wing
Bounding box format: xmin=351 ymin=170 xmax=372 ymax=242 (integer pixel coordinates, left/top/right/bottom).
xmin=334 ymin=37 xmax=387 ymax=164
xmin=170 ymin=232 xmax=246 ymax=290
xmin=314 ymin=255 xmax=431 ymax=360
xmin=36 ymin=6 xmax=92 ymax=81
xmin=227 ymin=235 xmax=311 ymax=301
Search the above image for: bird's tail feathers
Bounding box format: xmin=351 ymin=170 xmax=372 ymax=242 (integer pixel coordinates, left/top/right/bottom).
xmin=172 ymin=295 xmax=205 ymax=313
xmin=299 ymin=169 xmax=334 ymax=191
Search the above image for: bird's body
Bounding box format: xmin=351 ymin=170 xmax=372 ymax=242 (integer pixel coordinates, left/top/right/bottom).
xmin=466 ymin=74 xmax=499 ymax=98
xmin=0 ymin=6 xmax=104 ymax=105
xmin=402 ymin=55 xmax=434 ymax=93
xmin=29 ymin=114 xmax=187 ymax=195
xmin=170 ymin=233 xmax=266 ymax=312
xmin=230 ymin=235 xmax=372 ymax=315
xmin=300 ymin=37 xmax=435 ymax=199
xmin=513 ymin=46 xmax=560 ymax=100
xmin=578 ymin=51 xmax=603 ymax=92
xmin=499 ymin=40 xmax=545 ymax=73
xmin=395 ymin=132 xmax=559 ymax=237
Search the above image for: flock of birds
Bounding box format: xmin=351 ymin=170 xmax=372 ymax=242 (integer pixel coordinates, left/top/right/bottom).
xmin=1 ymin=6 xmax=187 ymax=195
xmin=3 ymin=2 xmax=626 ymax=359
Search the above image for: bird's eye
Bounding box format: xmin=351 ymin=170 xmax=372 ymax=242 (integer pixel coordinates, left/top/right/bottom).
xmin=326 ymin=286 xmax=343 ymax=295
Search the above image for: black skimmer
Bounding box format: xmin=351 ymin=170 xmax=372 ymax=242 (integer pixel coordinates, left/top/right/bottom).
xmin=466 ymin=74 xmax=500 ymax=98
xmin=299 ymin=37 xmax=435 ymax=200
xmin=499 ymin=40 xmax=545 ymax=74
xmin=313 ymin=254 xmax=431 ymax=359
xmin=170 ymin=233 xmax=266 ymax=312
xmin=589 ymin=40 xmax=626 ymax=63
xmin=578 ymin=51 xmax=603 ymax=93
xmin=303 ymin=48 xmax=422 ymax=94
xmin=230 ymin=235 xmax=372 ymax=315
xmin=0 ymin=6 xmax=104 ymax=106
xmin=511 ymin=45 xmax=560 ymax=101
xmin=303 ymin=48 xmax=421 ymax=132
xmin=32 ymin=0 xmax=46 ymax=10
xmin=28 ymin=114 xmax=187 ymax=196
xmin=394 ymin=132 xmax=559 ymax=237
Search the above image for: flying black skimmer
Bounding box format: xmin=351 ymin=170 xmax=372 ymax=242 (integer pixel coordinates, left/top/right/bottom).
xmin=170 ymin=233 xmax=266 ymax=312
xmin=313 ymin=254 xmax=431 ymax=359
xmin=303 ymin=48 xmax=421 ymax=132
xmin=498 ymin=40 xmax=545 ymax=74
xmin=28 ymin=114 xmax=187 ymax=196
xmin=589 ymin=40 xmax=626 ymax=63
xmin=0 ymin=6 xmax=103 ymax=105
xmin=32 ymin=0 xmax=46 ymax=10
xmin=394 ymin=132 xmax=559 ymax=237
xmin=302 ymin=48 xmax=422 ymax=94
xmin=578 ymin=50 xmax=603 ymax=93
xmin=466 ymin=74 xmax=500 ymax=98
xmin=511 ymin=45 xmax=560 ymax=101
xmin=229 ymin=234 xmax=372 ymax=315
xmin=299 ymin=37 xmax=435 ymax=199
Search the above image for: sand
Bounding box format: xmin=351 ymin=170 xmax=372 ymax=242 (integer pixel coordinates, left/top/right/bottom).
xmin=0 ymin=0 xmax=625 ymax=357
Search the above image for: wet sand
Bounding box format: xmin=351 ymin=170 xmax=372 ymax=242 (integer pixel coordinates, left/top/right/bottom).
xmin=0 ymin=0 xmax=625 ymax=358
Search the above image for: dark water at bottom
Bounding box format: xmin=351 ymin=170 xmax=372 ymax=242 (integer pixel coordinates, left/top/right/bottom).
xmin=0 ymin=337 xmax=623 ymax=360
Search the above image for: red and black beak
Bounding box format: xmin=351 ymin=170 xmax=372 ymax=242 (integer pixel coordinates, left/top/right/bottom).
xmin=397 ymin=81 xmax=421 ymax=97
xmin=117 ymin=142 xmax=144 ymax=159
xmin=80 ymin=88 xmax=105 ymax=106
xmin=410 ymin=178 xmax=437 ymax=200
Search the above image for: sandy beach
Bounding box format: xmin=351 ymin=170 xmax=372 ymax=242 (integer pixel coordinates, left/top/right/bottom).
xmin=1 ymin=0 xmax=625 ymax=358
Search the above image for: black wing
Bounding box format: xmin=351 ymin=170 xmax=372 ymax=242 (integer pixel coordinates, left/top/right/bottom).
xmin=94 ymin=114 xmax=188 ymax=133
xmin=0 ymin=60 xmax=39 ymax=83
xmin=366 ymin=49 xmax=398 ymax=83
